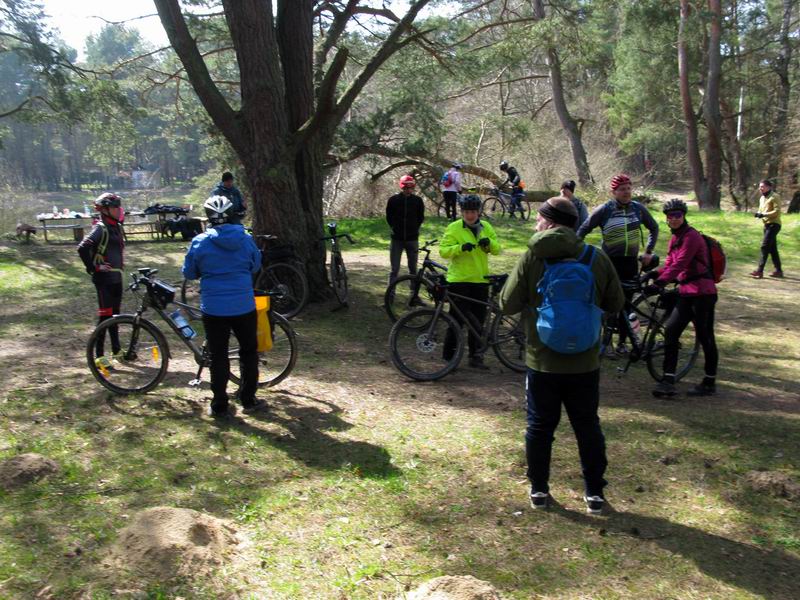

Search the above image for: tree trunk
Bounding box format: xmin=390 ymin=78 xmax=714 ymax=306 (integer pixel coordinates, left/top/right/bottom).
xmin=703 ymin=0 xmax=723 ymax=209
xmin=769 ymin=0 xmax=793 ymax=178
xmin=531 ymin=0 xmax=593 ymax=186
xmin=678 ymin=0 xmax=708 ymax=205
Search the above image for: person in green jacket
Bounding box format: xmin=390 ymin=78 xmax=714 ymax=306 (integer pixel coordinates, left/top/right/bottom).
xmin=499 ymin=196 xmax=624 ymax=514
xmin=440 ymin=194 xmax=501 ymax=369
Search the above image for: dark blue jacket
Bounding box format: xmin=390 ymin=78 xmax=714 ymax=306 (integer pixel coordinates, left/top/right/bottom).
xmin=182 ymin=224 xmax=261 ymax=316
xmin=212 ymin=182 xmax=245 ymax=215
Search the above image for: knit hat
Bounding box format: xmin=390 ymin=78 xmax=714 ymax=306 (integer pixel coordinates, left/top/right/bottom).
xmin=538 ymin=196 xmax=578 ymax=227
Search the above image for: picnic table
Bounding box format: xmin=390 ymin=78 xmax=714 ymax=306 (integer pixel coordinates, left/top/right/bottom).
xmin=37 ymin=208 xmax=203 ymax=243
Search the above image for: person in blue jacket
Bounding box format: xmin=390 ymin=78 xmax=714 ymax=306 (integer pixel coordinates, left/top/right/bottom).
xmin=212 ymin=171 xmax=246 ymax=217
xmin=183 ymin=195 xmax=262 ymax=417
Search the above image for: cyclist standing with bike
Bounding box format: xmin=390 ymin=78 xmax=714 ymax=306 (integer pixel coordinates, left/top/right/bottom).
xmin=386 ymin=175 xmax=425 ymax=298
xmin=642 ymin=199 xmax=718 ymax=399
xmin=577 ymin=173 xmax=659 ymax=353
xmin=499 ymin=197 xmax=624 ymax=514
xmin=78 ymin=193 xmax=125 ymax=370
xmin=440 ymin=194 xmax=501 ymax=369
xmin=499 ymin=160 xmax=525 ymax=219
xmin=182 ymin=196 xmax=263 ymax=417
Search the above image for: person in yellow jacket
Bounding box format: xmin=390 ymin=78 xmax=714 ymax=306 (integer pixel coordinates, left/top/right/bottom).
xmin=439 ymin=194 xmax=501 ymax=369
xmin=750 ymin=179 xmax=783 ymax=278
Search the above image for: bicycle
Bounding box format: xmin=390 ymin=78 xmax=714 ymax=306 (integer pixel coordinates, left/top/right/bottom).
xmin=181 ymin=232 xmax=309 ymax=320
xmin=600 ymin=280 xmax=699 ymax=382
xmin=388 ymin=274 xmax=527 ymax=381
xmin=88 ymin=268 xmax=297 ymax=394
xmin=482 ymin=186 xmax=531 ymax=221
xmin=321 ymin=221 xmax=354 ymax=306
xmin=383 ymin=239 xmax=448 ymax=322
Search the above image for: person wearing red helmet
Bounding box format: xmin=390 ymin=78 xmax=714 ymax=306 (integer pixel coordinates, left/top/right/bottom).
xmin=386 ymin=175 xmax=425 ymax=298
xmin=78 ymin=193 xmax=126 ymax=370
xmin=577 ymin=174 xmax=659 ymax=354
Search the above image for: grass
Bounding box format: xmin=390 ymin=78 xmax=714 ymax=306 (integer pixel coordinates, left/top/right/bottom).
xmin=0 ymin=212 xmax=798 ymax=599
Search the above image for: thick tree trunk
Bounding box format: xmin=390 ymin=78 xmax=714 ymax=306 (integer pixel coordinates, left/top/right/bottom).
xmin=769 ymin=0 xmax=793 ymax=178
xmin=703 ymin=0 xmax=723 ymax=209
xmin=678 ymin=0 xmax=708 ymax=206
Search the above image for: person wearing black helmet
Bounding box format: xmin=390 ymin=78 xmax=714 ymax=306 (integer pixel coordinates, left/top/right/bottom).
xmin=439 ymin=162 xmax=463 ymax=221
xmin=499 ymin=161 xmax=525 ymax=218
xmin=642 ymin=198 xmax=719 ymax=398
xmin=183 ymin=195 xmax=263 ymax=417
xmin=79 ymin=193 xmax=126 ymax=371
xmin=439 ymin=194 xmax=501 ymax=369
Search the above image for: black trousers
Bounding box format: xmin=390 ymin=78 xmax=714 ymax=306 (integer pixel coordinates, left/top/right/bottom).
xmin=443 ymin=282 xmax=489 ymax=359
xmin=609 ymin=256 xmax=639 ymax=345
xmin=442 ymin=191 xmax=458 ymax=221
xmin=202 ymin=310 xmax=259 ymax=410
xmin=663 ymin=294 xmax=718 ymax=379
xmin=93 ymin=277 xmax=123 ymax=357
xmin=525 ymin=369 xmax=607 ymax=497
xmin=757 ymin=223 xmax=782 ymax=272
xmin=388 ymin=239 xmax=419 ymax=286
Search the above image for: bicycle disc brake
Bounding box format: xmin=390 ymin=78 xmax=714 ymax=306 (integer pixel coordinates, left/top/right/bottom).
xmin=415 ymin=333 xmax=437 ymax=353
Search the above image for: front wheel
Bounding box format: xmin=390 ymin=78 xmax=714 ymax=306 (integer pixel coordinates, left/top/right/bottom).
xmin=330 ymin=253 xmax=349 ymax=305
xmin=384 ymin=274 xmax=436 ymax=323
xmin=87 ymin=315 xmax=170 ymax=394
xmin=645 ymin=319 xmax=700 ymax=382
xmin=255 ymin=262 xmax=309 ymax=319
xmin=389 ymin=308 xmax=463 ymax=381
xmin=481 ymin=197 xmax=504 ymax=219
xmin=490 ymin=311 xmax=527 ymax=372
xmin=228 ymin=312 xmax=297 ymax=388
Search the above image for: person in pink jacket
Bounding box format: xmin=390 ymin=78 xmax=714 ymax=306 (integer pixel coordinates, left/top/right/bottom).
xmin=642 ymin=199 xmax=718 ymax=399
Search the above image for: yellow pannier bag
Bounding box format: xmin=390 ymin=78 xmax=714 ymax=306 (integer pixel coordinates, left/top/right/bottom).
xmin=255 ymin=294 xmax=272 ymax=352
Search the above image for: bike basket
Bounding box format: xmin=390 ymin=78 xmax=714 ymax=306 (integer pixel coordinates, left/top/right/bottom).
xmin=266 ymin=243 xmax=296 ymax=262
xmin=150 ymin=279 xmax=176 ymax=309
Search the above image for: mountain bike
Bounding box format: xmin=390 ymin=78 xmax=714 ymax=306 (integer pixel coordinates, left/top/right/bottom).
xmin=180 ymin=233 xmax=309 ymax=320
xmin=388 ymin=274 xmax=527 ymax=381
xmin=322 ymin=222 xmax=354 ymax=307
xmin=88 ymin=268 xmax=297 ymax=395
xmin=482 ymin=186 xmax=531 ymax=220
xmin=601 ymin=281 xmax=699 ymax=382
xmin=384 ymin=239 xmax=448 ymax=322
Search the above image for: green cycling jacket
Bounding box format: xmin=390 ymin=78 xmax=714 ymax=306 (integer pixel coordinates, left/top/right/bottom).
xmin=440 ymin=218 xmax=501 ymax=283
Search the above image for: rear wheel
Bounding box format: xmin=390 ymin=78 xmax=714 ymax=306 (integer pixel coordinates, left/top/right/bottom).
xmin=517 ymin=201 xmax=532 ymax=221
xmin=645 ymin=318 xmax=700 ymax=382
xmin=481 ymin=197 xmax=504 ymax=219
xmin=228 ymin=313 xmax=297 ymax=388
xmin=255 ymin=262 xmax=309 ymax=319
xmin=389 ymin=308 xmax=463 ymax=381
xmin=330 ymin=253 xmax=349 ymax=305
xmin=87 ymin=315 xmax=169 ymax=394
xmin=490 ymin=311 xmax=527 ymax=372
xmin=384 ymin=274 xmax=436 ymax=323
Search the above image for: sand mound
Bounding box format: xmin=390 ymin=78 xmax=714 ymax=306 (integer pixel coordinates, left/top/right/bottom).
xmin=406 ymin=575 xmax=503 ymax=600
xmin=108 ymin=507 xmax=240 ymax=580
xmin=0 ymin=453 xmax=59 ymax=490
xmin=745 ymin=471 xmax=800 ymax=500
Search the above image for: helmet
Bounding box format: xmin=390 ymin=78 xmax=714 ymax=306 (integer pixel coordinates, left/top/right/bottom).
xmin=94 ymin=192 xmax=122 ymax=209
xmin=499 ymin=161 xmax=509 ymax=171
xmin=399 ymin=175 xmax=416 ymax=189
xmin=459 ymin=194 xmax=482 ymax=211
xmin=204 ymin=195 xmax=235 ymax=225
xmin=452 ymin=162 xmax=463 ymax=169
xmin=610 ymin=173 xmax=632 ymax=190
xmin=662 ymin=198 xmax=688 ymax=214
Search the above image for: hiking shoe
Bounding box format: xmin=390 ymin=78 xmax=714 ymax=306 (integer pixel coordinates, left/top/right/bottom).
xmin=652 ymin=381 xmax=677 ymax=398
xmin=583 ymin=495 xmax=605 ymax=515
xmin=242 ymin=399 xmax=267 ymax=414
xmin=468 ymin=356 xmax=490 ymax=370
xmin=530 ymin=491 xmax=551 ymax=510
xmin=750 ymin=270 xmax=763 ymax=279
xmin=94 ymin=356 xmax=114 ymax=371
xmin=207 ymin=404 xmax=233 ymax=418
xmin=615 ymin=343 xmax=629 ymax=355
xmin=769 ymin=270 xmax=784 ymax=278
xmin=687 ymin=383 xmax=716 ymax=397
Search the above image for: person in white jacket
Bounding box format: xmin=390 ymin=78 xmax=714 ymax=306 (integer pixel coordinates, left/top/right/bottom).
xmin=439 ymin=162 xmax=463 ymax=221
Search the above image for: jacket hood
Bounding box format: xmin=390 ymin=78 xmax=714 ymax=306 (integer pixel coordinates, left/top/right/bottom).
xmin=207 ymin=223 xmax=249 ymax=251
xmin=528 ymin=227 xmax=583 ymax=259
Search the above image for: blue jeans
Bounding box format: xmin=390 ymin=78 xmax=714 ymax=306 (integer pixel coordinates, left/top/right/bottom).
xmin=525 ymin=369 xmax=607 ymax=497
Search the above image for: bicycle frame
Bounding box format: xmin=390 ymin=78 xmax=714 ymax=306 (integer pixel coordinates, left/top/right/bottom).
xmin=612 ymin=287 xmax=670 ymax=374
xmin=425 ymin=283 xmax=503 ymax=354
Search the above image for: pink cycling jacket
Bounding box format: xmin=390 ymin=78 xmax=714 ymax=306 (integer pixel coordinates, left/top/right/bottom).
xmin=655 ymin=225 xmax=717 ymax=296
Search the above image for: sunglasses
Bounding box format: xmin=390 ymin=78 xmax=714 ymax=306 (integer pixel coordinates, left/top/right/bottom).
xmin=666 ymin=211 xmax=684 ymax=219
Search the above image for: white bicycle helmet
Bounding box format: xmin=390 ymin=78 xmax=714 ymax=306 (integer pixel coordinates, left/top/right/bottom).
xmin=204 ymin=195 xmax=235 ymax=225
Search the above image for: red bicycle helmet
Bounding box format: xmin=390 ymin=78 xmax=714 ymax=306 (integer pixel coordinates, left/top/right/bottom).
xmin=399 ymin=175 xmax=416 ymax=189
xmin=610 ymin=174 xmax=631 ymax=191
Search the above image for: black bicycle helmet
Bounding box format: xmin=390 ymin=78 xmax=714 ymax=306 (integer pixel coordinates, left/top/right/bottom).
xmin=662 ymin=198 xmax=688 ymax=214
xmin=459 ymin=194 xmax=482 ymax=211
xmin=499 ymin=160 xmax=509 ymax=171
xmin=94 ymin=192 xmax=122 ymax=208
xmin=204 ymin=195 xmax=236 ymax=225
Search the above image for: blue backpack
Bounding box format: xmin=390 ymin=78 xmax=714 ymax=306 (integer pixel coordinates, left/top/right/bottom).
xmin=536 ymin=245 xmax=603 ymax=354
xmin=440 ymin=171 xmax=452 ymax=187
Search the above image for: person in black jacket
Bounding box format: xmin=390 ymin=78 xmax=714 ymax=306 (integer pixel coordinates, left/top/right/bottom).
xmin=386 ymin=175 xmax=425 ymax=291
xmin=78 ymin=193 xmax=125 ymax=370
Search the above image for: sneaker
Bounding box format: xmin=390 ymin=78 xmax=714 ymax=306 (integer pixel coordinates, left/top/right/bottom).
xmin=242 ymin=399 xmax=267 ymax=414
xmin=468 ymin=356 xmax=490 ymax=370
xmin=687 ymin=383 xmax=716 ymax=397
xmin=530 ymin=491 xmax=550 ymax=510
xmin=94 ymin=356 xmax=114 ymax=371
xmin=750 ymin=270 xmax=763 ymax=279
xmin=583 ymin=495 xmax=605 ymax=515
xmin=615 ymin=343 xmax=629 ymax=355
xmin=769 ymin=270 xmax=784 ymax=278
xmin=652 ymin=381 xmax=677 ymax=398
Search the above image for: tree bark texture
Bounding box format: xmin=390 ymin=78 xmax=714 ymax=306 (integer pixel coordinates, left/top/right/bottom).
xmin=703 ymin=0 xmax=723 ymax=209
xmin=770 ymin=0 xmax=794 ymax=179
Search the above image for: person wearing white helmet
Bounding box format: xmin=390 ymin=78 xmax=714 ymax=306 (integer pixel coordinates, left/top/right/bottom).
xmin=183 ymin=195 xmax=263 ymax=417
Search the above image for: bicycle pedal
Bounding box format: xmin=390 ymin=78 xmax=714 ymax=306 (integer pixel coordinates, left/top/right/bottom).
xmin=188 ymin=378 xmax=202 ymax=387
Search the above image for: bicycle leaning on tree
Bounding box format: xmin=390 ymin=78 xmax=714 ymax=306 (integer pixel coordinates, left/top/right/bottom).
xmin=321 ymin=221 xmax=355 ymax=307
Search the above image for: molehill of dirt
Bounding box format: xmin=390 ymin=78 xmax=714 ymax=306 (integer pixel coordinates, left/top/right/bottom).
xmin=0 ymin=453 xmax=59 ymax=490
xmin=105 ymin=506 xmax=241 ymax=581
xmin=745 ymin=471 xmax=800 ymax=500
xmin=406 ymin=575 xmax=504 ymax=600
